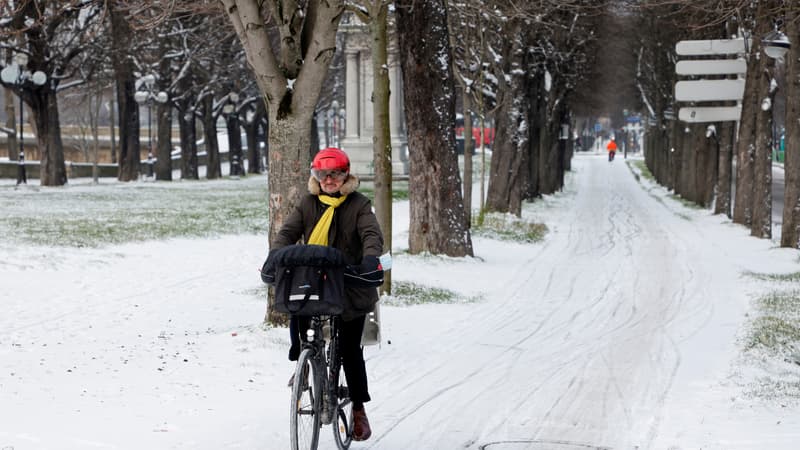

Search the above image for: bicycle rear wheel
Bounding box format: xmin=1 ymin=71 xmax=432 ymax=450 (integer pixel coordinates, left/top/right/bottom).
xmin=290 ymin=349 xmax=321 ymax=450
xmin=330 ymin=347 xmax=353 ymax=448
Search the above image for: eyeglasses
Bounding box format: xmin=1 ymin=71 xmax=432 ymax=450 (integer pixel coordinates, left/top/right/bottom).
xmin=312 ymin=169 xmax=348 ymax=181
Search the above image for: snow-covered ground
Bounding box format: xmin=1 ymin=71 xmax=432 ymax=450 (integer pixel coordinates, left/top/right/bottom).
xmin=1 ymin=153 xmax=798 ymax=449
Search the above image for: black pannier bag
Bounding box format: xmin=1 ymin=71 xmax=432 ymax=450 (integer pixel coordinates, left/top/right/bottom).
xmin=261 ymin=244 xmax=346 ymax=316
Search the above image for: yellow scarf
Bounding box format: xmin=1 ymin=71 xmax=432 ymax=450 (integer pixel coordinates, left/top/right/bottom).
xmin=308 ymin=194 xmax=348 ymax=246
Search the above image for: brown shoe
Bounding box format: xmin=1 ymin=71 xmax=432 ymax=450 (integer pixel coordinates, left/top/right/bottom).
xmin=352 ymin=407 xmax=372 ymax=441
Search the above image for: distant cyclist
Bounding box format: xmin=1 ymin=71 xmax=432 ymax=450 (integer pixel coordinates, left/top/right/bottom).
xmin=606 ymin=138 xmax=618 ymax=162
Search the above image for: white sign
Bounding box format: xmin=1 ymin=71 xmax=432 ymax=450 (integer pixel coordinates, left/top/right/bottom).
xmin=675 ymin=79 xmax=745 ymax=101
xmin=676 ymin=38 xmax=748 ymax=56
xmin=678 ymin=106 xmax=742 ymax=123
xmin=675 ymin=59 xmax=747 ymax=75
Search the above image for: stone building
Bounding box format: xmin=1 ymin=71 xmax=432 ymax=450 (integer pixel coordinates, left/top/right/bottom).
xmin=339 ymin=15 xmax=408 ymax=176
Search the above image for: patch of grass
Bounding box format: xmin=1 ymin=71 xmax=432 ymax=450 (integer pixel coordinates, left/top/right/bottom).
xmin=739 ymin=287 xmax=800 ymax=403
xmin=742 ymin=290 xmax=800 ymax=365
xmin=359 ymin=180 xmax=409 ymax=201
xmin=0 ymin=177 xmax=269 ymax=247
xmin=471 ymin=211 xmax=547 ymax=243
xmin=630 ymin=160 xmax=655 ymax=182
xmin=745 ymin=271 xmax=800 ymax=283
xmin=744 ymin=377 xmax=800 ymax=402
xmin=380 ymin=280 xmax=479 ymax=306
xmin=756 ymin=290 xmax=800 ymax=318
xmin=669 ymin=194 xmax=704 ymax=210
xmin=744 ymin=315 xmax=800 ymax=355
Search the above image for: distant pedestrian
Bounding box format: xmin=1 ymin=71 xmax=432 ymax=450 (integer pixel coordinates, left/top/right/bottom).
xmin=146 ymin=152 xmax=155 ymax=179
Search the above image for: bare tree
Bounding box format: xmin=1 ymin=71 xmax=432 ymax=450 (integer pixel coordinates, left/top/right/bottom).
xmin=0 ymin=1 xmax=105 ymax=186
xmin=396 ymin=0 xmax=473 ymax=257
xmin=109 ymin=1 xmax=143 ymax=182
xmin=220 ymin=0 xmax=344 ymax=323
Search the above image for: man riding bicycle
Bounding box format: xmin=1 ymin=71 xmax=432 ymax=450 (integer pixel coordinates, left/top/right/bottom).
xmin=269 ymin=147 xmax=383 ymax=442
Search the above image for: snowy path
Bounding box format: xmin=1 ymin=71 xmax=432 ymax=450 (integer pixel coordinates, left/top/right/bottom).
xmin=2 ymin=153 xmax=799 ymax=450
xmin=364 ymin=154 xmax=798 ymax=450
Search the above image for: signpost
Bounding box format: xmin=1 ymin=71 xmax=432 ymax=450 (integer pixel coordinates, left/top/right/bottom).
xmin=675 ymin=79 xmax=745 ymax=102
xmin=678 ymin=106 xmax=742 ymax=123
xmin=675 ymin=59 xmax=747 ymax=76
xmin=674 ymin=38 xmax=747 ymax=123
xmin=675 ymin=38 xmax=747 ymax=56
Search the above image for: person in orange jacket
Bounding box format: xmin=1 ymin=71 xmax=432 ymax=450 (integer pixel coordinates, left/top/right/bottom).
xmin=606 ymin=138 xmax=618 ymax=161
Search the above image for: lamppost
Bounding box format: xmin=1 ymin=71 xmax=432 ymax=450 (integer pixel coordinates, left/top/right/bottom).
xmin=223 ymin=93 xmax=241 ymax=176
xmin=762 ymin=29 xmax=791 ymax=161
xmin=328 ymin=100 xmax=340 ymax=147
xmin=134 ymin=75 xmax=168 ymax=179
xmin=1 ymin=53 xmax=46 ymax=185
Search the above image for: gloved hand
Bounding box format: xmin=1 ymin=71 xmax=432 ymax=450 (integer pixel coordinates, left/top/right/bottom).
xmin=344 ymin=255 xmax=384 ymax=288
xmin=260 ymin=251 xmax=277 ymax=284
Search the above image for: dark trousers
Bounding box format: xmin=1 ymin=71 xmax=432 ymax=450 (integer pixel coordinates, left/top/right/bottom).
xmin=289 ymin=315 xmax=371 ymax=405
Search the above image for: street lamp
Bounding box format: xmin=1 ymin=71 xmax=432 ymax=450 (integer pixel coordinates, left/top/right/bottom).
xmin=134 ymin=75 xmax=168 ymax=178
xmin=328 ymin=100 xmax=340 ymax=147
xmin=763 ymin=29 xmax=791 ymax=162
xmin=763 ymin=30 xmax=790 ymax=60
xmin=1 ymin=52 xmax=47 ymax=185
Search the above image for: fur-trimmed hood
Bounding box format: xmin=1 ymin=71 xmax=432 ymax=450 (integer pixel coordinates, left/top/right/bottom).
xmin=307 ymin=174 xmax=360 ymax=196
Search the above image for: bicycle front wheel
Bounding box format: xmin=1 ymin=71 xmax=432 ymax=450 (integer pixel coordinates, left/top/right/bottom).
xmin=330 ymin=351 xmax=353 ymax=448
xmin=290 ymin=349 xmax=321 ymax=450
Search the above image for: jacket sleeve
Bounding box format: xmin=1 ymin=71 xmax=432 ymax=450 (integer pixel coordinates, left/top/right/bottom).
xmin=272 ymin=197 xmax=308 ymax=249
xmin=263 ymin=197 xmax=309 ymax=284
xmin=355 ymin=197 xmax=384 ymax=258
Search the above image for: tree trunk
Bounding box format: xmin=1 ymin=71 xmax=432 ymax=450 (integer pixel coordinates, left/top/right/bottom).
xmin=203 ymin=97 xmax=221 ymax=179
xmin=244 ymin=120 xmax=260 ymax=174
xmin=751 ymin=58 xmax=776 ymax=239
xmin=733 ymin=22 xmax=770 ymax=226
xmin=397 ymin=0 xmax=473 ymax=257
xmin=782 ymin=5 xmax=800 ymax=247
xmin=714 ymin=122 xmax=734 ymax=217
xmin=700 ymin=127 xmax=718 ymax=207
xmin=110 ymin=6 xmax=141 ymax=182
xmin=526 ymin=72 xmax=544 ymax=200
xmin=245 ymin=101 xmax=266 ymax=174
xmin=33 ymin=91 xmax=67 ymax=186
xmin=178 ymin=107 xmax=198 ymax=180
xmin=109 ymin=83 xmax=117 ymax=164
xmin=462 ymin=90 xmax=474 ymax=226
xmin=4 ymin=88 xmax=17 ymax=161
xmin=486 ymin=21 xmax=529 ymax=215
xmin=368 ymin=2 xmax=393 ymax=294
xmin=155 ymin=99 xmax=173 ymax=181
xmin=226 ymin=113 xmax=243 ymax=176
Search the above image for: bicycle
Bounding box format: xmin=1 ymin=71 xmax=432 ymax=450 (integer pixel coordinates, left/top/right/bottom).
xmin=260 ymin=244 xmax=384 ymax=449
xmin=290 ymin=314 xmax=353 ymax=450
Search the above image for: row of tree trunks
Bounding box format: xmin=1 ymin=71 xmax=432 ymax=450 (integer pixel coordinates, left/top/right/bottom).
xmin=486 ymin=20 xmax=529 ymax=216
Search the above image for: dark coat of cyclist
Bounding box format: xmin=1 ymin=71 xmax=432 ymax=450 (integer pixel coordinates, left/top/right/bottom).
xmin=271 ymin=147 xmax=383 ymax=442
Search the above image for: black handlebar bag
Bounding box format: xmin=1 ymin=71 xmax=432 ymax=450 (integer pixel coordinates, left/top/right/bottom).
xmin=264 ymin=244 xmax=346 ymax=316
